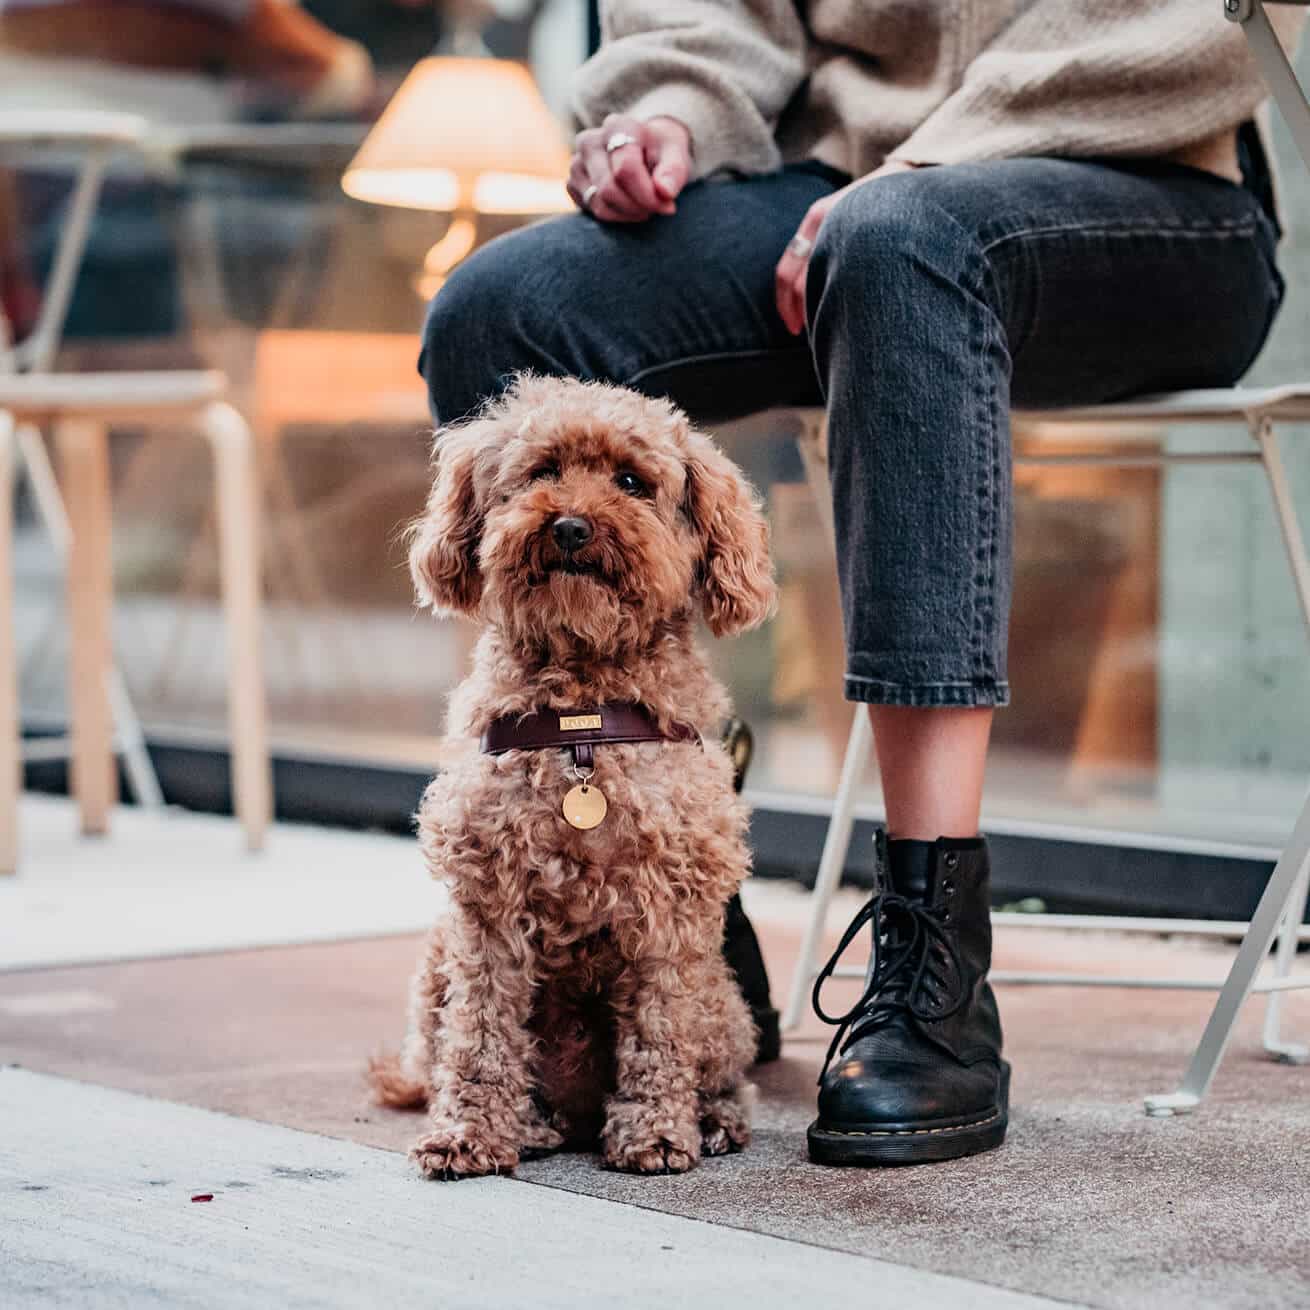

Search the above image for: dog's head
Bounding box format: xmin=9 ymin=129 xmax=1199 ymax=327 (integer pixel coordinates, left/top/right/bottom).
xmin=409 ymin=375 xmax=775 ymax=650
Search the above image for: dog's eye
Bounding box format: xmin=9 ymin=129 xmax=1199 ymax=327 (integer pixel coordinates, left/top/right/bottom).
xmin=615 ymin=470 xmax=648 ymax=498
xmin=528 ymin=462 xmax=560 ymax=483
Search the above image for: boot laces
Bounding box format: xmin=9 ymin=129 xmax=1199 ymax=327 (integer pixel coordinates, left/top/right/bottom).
xmin=812 ymin=891 xmax=966 ymax=1083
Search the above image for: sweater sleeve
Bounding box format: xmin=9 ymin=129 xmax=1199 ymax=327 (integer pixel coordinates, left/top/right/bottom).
xmin=571 ymin=1 xmax=809 ymax=178
xmin=887 ymin=0 xmax=1306 ymax=168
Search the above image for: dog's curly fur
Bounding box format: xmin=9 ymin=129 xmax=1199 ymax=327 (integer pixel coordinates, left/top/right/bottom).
xmin=368 ymin=375 xmax=776 ymax=1180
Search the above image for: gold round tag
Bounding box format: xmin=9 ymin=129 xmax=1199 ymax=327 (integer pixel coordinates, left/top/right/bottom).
xmin=563 ymin=783 xmax=607 ymax=830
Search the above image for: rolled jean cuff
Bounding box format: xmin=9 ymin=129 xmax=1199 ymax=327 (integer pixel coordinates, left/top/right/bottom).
xmin=843 ymin=672 xmax=1011 ymax=709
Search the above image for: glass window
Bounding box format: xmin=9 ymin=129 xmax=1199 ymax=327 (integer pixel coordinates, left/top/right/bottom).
xmin=7 ymin=8 xmax=1308 ymax=856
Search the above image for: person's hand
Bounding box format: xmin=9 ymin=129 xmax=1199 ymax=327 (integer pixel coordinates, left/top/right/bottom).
xmin=568 ymin=114 xmax=693 ymax=223
xmin=774 ymin=160 xmax=918 ymax=335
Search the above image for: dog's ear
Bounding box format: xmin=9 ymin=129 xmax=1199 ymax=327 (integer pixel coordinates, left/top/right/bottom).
xmin=683 ymin=428 xmax=777 ymax=637
xmin=409 ymin=422 xmax=492 ymax=617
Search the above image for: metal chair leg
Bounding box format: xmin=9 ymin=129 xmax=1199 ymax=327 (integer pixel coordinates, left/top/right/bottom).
xmin=1145 ymin=780 xmax=1310 ymax=1115
xmin=1253 ymin=415 xmax=1310 ymax=1064
xmin=1144 ymin=416 xmax=1310 ymax=1111
xmin=1227 ymin=1 xmax=1310 ymax=177
xmin=1262 ymin=858 xmax=1310 ymax=1064
xmin=203 ymin=401 xmax=271 ymax=852
xmin=782 ymin=408 xmax=879 ymax=1030
xmin=106 ymin=667 xmax=164 ymax=810
xmin=782 ymin=705 xmax=875 ymax=1030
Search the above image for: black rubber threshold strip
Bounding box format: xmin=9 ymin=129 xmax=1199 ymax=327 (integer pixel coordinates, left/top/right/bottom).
xmin=21 ymin=730 xmax=1293 ymax=925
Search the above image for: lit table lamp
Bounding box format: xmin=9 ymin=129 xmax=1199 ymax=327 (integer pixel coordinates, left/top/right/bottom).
xmin=342 ymin=50 xmax=573 ymax=296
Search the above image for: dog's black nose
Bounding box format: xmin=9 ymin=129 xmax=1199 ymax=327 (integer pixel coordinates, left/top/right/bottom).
xmin=552 ymin=516 xmax=593 ymax=553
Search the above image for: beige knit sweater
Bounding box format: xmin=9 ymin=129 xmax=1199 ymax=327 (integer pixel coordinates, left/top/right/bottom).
xmin=573 ymin=1 xmax=1305 ymax=184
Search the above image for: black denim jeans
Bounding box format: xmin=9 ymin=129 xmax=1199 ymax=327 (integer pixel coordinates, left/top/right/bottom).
xmin=419 ymin=154 xmax=1284 ymax=708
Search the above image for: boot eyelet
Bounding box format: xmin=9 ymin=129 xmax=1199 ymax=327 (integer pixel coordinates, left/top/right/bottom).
xmin=944 ymin=852 xmax=959 ymax=870
xmin=940 ymin=908 xmax=952 ymax=924
xmin=942 ymin=879 xmax=956 ymax=896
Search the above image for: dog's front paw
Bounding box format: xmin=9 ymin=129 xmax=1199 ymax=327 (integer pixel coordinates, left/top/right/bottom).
xmin=602 ymin=1109 xmax=701 ymax=1175
xmin=602 ymin=1097 xmax=702 ymax=1174
xmin=410 ymin=1130 xmax=519 ymax=1180
xmin=604 ymin=1135 xmax=700 ymax=1175
xmin=699 ymin=1092 xmax=751 ymax=1157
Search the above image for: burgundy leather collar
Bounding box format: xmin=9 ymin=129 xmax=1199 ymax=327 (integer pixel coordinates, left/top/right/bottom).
xmin=480 ymin=703 xmax=700 ymax=769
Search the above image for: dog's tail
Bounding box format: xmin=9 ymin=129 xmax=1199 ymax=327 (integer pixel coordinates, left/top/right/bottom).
xmin=366 ymin=1050 xmax=430 ymax=1110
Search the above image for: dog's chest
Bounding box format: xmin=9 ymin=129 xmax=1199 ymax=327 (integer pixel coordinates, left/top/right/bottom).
xmin=505 ymin=740 xmax=718 ymax=831
xmin=442 ymin=739 xmax=742 ymax=933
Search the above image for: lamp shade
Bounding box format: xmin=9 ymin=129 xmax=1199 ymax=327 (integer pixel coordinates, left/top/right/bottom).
xmin=342 ymin=56 xmax=572 ymax=214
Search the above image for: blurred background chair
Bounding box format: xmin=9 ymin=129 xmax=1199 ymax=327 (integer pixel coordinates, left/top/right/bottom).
xmin=0 ymin=111 xmax=270 ymax=872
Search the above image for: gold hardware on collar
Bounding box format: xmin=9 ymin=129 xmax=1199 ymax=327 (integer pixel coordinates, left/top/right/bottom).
xmin=559 ymin=713 xmax=603 ymax=731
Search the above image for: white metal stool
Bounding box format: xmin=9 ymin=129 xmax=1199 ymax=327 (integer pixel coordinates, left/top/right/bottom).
xmin=782 ymin=393 xmax=1310 ymax=1115
xmin=783 ymin=0 xmax=1310 ymax=1118
xmin=0 ymin=113 xmax=271 ymax=870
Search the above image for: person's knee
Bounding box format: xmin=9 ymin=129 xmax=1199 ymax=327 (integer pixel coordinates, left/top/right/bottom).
xmin=422 ymin=217 xmax=599 ymax=423
xmin=420 ymin=242 xmax=524 ymax=424
xmin=807 ymin=170 xmax=988 ymax=325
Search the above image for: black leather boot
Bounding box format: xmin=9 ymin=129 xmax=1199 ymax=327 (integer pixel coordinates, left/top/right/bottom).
xmin=720 ymin=718 xmax=781 ymax=1065
xmin=807 ymin=832 xmax=1008 ymax=1165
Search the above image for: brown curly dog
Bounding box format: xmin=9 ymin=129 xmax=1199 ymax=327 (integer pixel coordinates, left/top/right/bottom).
xmin=367 ymin=374 xmax=776 ymax=1179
